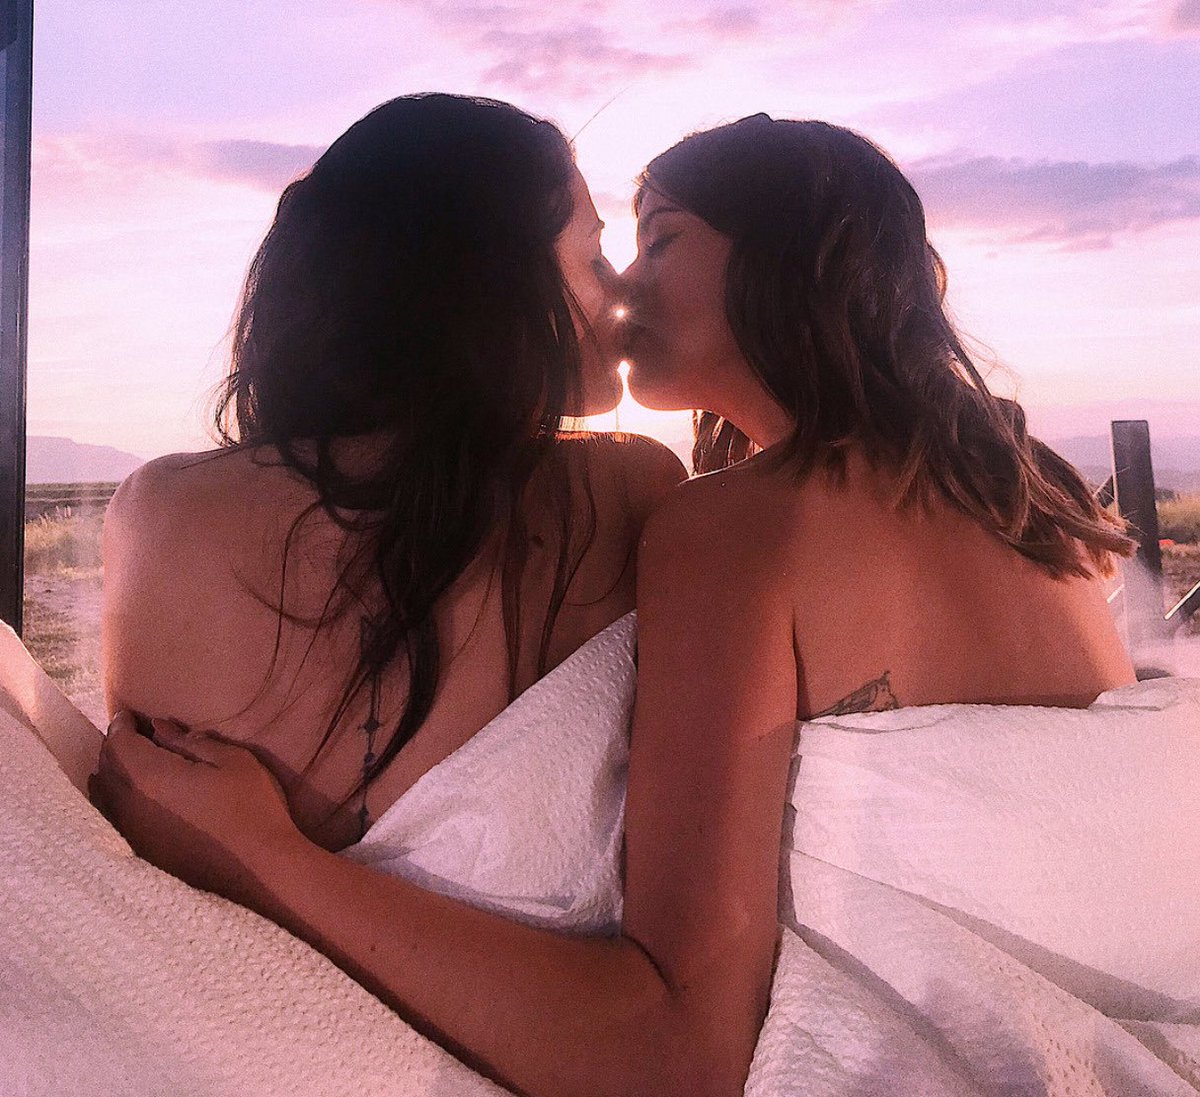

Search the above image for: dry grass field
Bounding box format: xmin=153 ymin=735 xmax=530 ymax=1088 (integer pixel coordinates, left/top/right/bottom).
xmin=1158 ymin=496 xmax=1200 ymax=639
xmin=1164 ymin=543 xmax=1200 ymax=637
xmin=22 ymin=511 xmax=106 ymax=727
xmin=1160 ymin=494 xmax=1200 ymax=547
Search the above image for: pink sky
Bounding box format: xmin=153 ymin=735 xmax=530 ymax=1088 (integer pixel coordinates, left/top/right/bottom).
xmin=24 ymin=0 xmax=1200 ymax=458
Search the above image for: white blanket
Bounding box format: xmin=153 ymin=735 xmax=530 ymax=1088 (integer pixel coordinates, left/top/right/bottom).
xmin=349 ymin=616 xmax=1200 ymax=1096
xmin=0 ymin=621 xmax=503 ymax=1097
xmin=749 ymin=677 xmax=1200 ymax=1096
xmin=4 ymin=613 xmax=1200 ymax=1096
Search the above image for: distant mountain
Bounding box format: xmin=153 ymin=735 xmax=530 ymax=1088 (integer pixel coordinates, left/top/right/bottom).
xmin=1026 ymin=401 xmax=1200 ymax=442
xmin=26 ymin=436 xmax=145 ymax=485
xmin=654 ymin=431 xmax=1200 ymax=490
xmin=1045 ymin=435 xmax=1200 ymax=493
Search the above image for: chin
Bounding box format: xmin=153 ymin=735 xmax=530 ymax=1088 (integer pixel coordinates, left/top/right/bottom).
xmin=572 ymin=364 xmax=624 ymax=418
xmin=624 ymin=358 xmax=695 ymax=413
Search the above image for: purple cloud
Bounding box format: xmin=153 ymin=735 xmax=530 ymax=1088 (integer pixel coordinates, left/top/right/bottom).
xmin=32 ymin=133 xmax=327 ymax=202
xmin=667 ymin=6 xmax=763 ymax=40
xmin=1170 ymin=0 xmax=1200 ymax=31
xmin=479 ymin=24 xmax=692 ymax=96
xmin=371 ymin=1 xmax=692 ymax=99
xmin=908 ymin=155 xmax=1200 ymax=248
xmin=195 ymin=140 xmax=324 ymax=190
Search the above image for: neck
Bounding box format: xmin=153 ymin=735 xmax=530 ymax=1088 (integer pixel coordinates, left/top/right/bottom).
xmin=721 ymin=387 xmax=793 ymax=452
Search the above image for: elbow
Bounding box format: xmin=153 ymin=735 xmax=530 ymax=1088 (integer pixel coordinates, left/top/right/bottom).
xmin=599 ymin=1003 xmax=756 ymax=1097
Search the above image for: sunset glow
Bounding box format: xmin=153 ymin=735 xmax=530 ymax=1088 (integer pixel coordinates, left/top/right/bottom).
xmin=23 ymin=0 xmax=1200 ymax=459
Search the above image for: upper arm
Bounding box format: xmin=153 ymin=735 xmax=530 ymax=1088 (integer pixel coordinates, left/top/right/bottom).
xmin=621 ymin=482 xmax=797 ymax=1079
xmin=101 ymin=458 xmax=274 ymax=725
xmin=102 ymin=460 xmax=182 ymax=717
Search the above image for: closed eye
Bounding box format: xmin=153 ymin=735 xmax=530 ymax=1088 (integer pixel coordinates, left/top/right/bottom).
xmin=643 ymin=232 xmax=679 ymax=257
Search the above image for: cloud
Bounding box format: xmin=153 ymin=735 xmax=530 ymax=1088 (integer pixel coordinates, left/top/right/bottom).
xmin=195 ymin=140 xmax=323 ymax=190
xmin=364 ymin=1 xmax=693 ymax=99
xmin=354 ymin=0 xmax=897 ymax=106
xmin=1169 ymin=0 xmax=1200 ymax=30
xmin=32 ymin=133 xmax=325 ymax=204
xmin=908 ymin=155 xmax=1200 ymax=248
xmin=478 ymin=24 xmax=692 ymax=96
xmin=963 ymin=0 xmax=1178 ymax=50
xmin=445 ymin=0 xmax=891 ymax=100
xmin=665 ymin=6 xmax=764 ymax=40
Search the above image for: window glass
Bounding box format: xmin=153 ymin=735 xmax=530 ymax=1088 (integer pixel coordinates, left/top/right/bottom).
xmin=15 ymin=4 xmax=1200 ymax=716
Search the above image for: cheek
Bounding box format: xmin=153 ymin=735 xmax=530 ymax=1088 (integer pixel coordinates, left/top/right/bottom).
xmin=626 ymin=260 xmax=739 ymax=411
xmin=557 ymin=245 xmax=607 ymax=327
xmin=659 ymin=259 xmax=730 ymax=365
xmin=571 ymin=269 xmax=607 ymax=325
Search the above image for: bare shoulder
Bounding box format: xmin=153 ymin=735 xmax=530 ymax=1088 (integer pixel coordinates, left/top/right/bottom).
xmin=559 ymin=431 xmax=688 ymax=523
xmin=608 ymin=432 xmax=688 ymax=518
xmin=106 ymin=445 xmax=308 ymax=547
xmin=638 ymin=458 xmax=796 ymax=604
xmin=105 ymin=452 xmax=205 ymax=560
xmin=643 ymin=452 xmax=790 ymax=542
xmin=604 ymin=431 xmax=688 ymax=478
xmin=109 ymin=447 xmax=245 ymax=521
xmin=101 ymin=446 xmax=318 ymax=717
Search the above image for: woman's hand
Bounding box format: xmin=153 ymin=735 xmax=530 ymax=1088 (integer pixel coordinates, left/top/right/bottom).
xmin=92 ymin=712 xmax=302 ymax=908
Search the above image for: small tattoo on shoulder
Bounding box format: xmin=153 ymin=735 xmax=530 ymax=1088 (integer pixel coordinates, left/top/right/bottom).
xmin=813 ymin=672 xmax=901 ymax=718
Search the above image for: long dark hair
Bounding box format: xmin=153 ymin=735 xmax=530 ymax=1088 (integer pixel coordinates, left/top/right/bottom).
xmin=215 ymin=94 xmax=594 ymax=816
xmin=638 ymin=116 xmax=1134 ymax=578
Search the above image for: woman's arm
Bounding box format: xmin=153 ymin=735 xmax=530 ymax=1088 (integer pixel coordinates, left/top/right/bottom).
xmin=97 ymin=479 xmax=797 ymax=1097
xmin=102 ymin=458 xmax=224 ymax=722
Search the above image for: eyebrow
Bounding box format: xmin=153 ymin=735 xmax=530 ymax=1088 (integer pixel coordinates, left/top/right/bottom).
xmin=637 ymin=204 xmax=683 ymax=233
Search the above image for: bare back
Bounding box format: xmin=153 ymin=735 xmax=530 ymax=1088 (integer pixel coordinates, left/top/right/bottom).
xmin=102 ymin=433 xmax=685 ymax=851
xmin=683 ymin=448 xmax=1135 ymax=719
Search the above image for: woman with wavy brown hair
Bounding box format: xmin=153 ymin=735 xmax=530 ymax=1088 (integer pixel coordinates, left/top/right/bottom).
xmin=95 ymin=116 xmax=1200 ymax=1097
xmin=622 ymin=114 xmax=1136 ymax=715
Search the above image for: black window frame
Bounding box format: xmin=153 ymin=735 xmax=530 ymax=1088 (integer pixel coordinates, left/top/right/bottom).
xmin=0 ymin=0 xmax=33 ymax=633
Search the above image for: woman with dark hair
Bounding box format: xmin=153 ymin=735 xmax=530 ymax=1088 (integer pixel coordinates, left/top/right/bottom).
xmin=96 ymin=116 xmax=1200 ymax=1097
xmin=99 ymin=93 xmax=685 ymax=851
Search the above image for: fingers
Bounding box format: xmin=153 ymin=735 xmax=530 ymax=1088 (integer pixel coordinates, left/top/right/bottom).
xmin=109 ymin=709 xmax=186 ymax=743
xmin=91 ymin=740 xmax=138 ymax=832
xmin=103 ymin=708 xmax=260 ymax=783
xmin=105 ymin=709 xmax=139 ymax=739
xmin=100 ymin=713 xmax=194 ymax=798
xmin=106 ymin=709 xmax=225 ymax=768
xmin=148 ymin=719 xmax=226 ymax=768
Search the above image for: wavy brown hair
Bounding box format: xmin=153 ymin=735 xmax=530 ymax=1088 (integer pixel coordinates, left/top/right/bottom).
xmin=639 ymin=116 xmax=1134 ymax=578
xmin=215 ymin=94 xmax=597 ymax=831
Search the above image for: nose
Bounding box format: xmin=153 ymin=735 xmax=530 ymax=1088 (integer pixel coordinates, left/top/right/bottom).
xmin=616 ymin=249 xmax=650 ymax=294
xmin=612 ymin=257 xmax=648 ymax=325
xmin=591 ymin=255 xmax=634 ymax=326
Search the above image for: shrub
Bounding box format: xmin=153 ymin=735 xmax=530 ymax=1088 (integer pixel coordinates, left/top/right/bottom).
xmin=23 ymin=512 xmax=105 ymax=577
xmin=1159 ymin=494 xmax=1200 ymax=545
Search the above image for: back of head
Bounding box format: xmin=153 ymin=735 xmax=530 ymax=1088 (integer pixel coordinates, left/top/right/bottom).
xmin=223 ymin=92 xmax=577 ymax=461
xmin=639 ymin=116 xmax=1133 ymax=578
xmin=215 ymin=95 xmax=589 ymax=816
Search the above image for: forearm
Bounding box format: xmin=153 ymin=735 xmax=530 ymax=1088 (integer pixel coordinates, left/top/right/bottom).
xmin=247 ymin=836 xmax=698 ymax=1097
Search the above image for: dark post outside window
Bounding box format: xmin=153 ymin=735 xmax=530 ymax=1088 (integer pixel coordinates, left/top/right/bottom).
xmin=0 ymin=0 xmax=33 ymax=633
